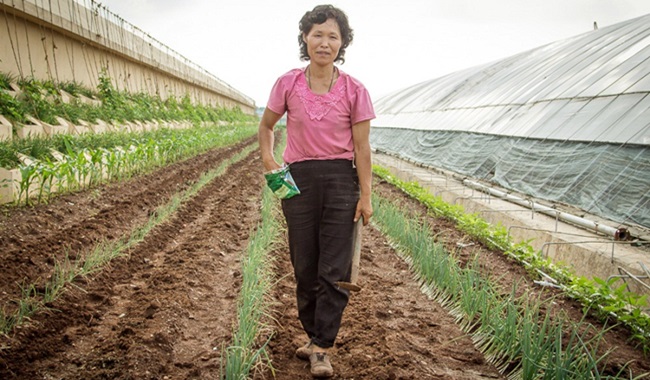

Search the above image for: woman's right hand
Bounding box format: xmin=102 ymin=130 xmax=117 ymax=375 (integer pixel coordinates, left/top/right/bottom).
xmin=264 ymin=160 xmax=282 ymax=172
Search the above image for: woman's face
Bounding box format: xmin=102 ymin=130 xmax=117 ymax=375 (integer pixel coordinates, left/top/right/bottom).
xmin=302 ymin=18 xmax=342 ymax=66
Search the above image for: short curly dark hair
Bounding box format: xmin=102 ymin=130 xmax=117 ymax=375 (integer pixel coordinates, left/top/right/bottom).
xmin=298 ymin=4 xmax=354 ymax=64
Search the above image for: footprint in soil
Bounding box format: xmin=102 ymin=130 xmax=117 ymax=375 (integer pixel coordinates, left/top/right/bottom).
xmin=375 ymin=309 xmax=392 ymax=320
xmin=144 ymin=301 xmax=161 ymax=319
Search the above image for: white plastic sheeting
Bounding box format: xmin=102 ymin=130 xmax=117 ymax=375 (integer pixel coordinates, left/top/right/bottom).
xmin=371 ymin=14 xmax=650 ymax=229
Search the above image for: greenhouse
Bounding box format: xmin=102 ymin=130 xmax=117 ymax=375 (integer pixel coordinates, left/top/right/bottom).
xmin=371 ymin=14 xmax=650 ymax=231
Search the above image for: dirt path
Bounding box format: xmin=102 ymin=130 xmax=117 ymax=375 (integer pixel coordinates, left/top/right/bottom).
xmin=0 ymin=141 xmax=648 ymax=379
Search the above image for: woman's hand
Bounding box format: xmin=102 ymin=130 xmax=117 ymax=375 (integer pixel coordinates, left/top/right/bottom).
xmin=264 ymin=160 xmax=282 ymax=173
xmin=354 ymin=195 xmax=372 ymax=225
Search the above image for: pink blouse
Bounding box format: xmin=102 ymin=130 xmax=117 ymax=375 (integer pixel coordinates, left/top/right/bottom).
xmin=266 ymin=67 xmax=375 ymax=164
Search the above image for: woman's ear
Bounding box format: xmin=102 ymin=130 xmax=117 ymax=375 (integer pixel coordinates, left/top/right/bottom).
xmin=302 ymin=33 xmax=307 ymax=43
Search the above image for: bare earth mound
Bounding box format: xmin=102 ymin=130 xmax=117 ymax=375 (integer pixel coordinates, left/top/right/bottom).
xmin=0 ymin=142 xmax=648 ymax=379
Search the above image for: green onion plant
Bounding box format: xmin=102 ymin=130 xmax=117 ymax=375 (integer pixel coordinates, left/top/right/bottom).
xmin=373 ymin=165 xmax=650 ymax=354
xmin=372 ymin=193 xmax=642 ymax=378
xmin=220 ymin=133 xmax=287 ymax=379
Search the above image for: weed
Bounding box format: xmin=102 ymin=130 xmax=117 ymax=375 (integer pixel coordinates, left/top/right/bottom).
xmin=0 ymin=72 xmax=16 ymax=90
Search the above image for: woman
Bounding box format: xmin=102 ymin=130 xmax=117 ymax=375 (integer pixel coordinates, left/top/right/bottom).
xmin=258 ymin=4 xmax=374 ymax=378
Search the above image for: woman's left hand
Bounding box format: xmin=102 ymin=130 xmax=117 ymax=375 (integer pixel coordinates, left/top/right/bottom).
xmin=354 ymin=196 xmax=373 ymax=225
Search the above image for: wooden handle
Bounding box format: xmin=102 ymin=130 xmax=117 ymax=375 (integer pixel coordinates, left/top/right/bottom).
xmin=350 ymin=218 xmax=362 ymax=283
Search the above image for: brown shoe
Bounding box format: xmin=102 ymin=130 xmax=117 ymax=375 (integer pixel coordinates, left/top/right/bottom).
xmin=295 ymin=340 xmax=313 ymax=360
xmin=309 ymin=352 xmax=333 ymax=378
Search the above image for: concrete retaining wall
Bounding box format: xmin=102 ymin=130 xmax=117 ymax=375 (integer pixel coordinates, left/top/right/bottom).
xmin=0 ymin=0 xmax=254 ymax=113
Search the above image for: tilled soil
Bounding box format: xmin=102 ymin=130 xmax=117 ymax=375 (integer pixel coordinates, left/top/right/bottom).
xmin=262 ymin=223 xmax=503 ymax=380
xmin=0 ymin=141 xmax=648 ymax=379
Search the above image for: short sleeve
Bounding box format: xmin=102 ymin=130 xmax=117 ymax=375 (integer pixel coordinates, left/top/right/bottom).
xmin=266 ymin=76 xmax=289 ymax=115
xmin=351 ymin=85 xmax=375 ymax=125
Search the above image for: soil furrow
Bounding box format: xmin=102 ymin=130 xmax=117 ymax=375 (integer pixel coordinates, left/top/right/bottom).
xmin=0 ymin=150 xmax=264 ymax=379
xmin=0 ymin=137 xmax=254 ymax=306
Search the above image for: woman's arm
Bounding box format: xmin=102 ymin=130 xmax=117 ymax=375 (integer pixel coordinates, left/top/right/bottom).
xmin=258 ymin=108 xmax=284 ymax=171
xmin=352 ymin=119 xmax=372 ymax=225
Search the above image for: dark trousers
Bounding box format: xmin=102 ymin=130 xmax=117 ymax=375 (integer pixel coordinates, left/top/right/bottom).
xmin=282 ymin=159 xmax=359 ymax=348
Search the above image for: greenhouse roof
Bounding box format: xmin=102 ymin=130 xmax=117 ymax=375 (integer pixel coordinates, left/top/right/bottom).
xmin=374 ymin=14 xmax=650 ymax=146
xmin=371 ymin=14 xmax=650 ymax=230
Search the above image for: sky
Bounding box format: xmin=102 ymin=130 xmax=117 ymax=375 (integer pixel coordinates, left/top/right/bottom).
xmin=96 ymin=0 xmax=650 ymax=107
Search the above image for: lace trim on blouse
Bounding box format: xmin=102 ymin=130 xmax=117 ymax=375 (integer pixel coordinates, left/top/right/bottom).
xmin=296 ymin=74 xmax=346 ymax=121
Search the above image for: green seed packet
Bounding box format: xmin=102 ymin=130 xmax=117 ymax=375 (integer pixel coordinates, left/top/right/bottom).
xmin=264 ymin=165 xmax=300 ymax=199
